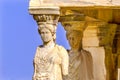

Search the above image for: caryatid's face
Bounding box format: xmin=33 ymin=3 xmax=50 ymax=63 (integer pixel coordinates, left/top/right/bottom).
xmin=38 ymin=23 xmax=56 ymax=43
xmin=40 ymin=28 xmax=53 ymax=43
xmin=67 ymin=32 xmax=82 ymax=49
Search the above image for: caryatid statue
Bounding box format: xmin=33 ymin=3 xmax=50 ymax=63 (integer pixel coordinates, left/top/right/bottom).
xmin=32 ymin=15 xmax=69 ymax=80
xmin=64 ymin=30 xmax=94 ymax=80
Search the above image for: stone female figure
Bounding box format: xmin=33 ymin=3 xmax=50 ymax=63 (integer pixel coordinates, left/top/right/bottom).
xmin=32 ymin=23 xmax=69 ymax=80
xmin=65 ymin=30 xmax=94 ymax=80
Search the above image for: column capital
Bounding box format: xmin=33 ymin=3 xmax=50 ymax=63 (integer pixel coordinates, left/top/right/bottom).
xmin=61 ymin=21 xmax=87 ymax=31
xmin=29 ymin=6 xmax=60 ymax=27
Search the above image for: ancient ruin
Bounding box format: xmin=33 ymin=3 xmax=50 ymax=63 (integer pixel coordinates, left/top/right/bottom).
xmin=29 ymin=0 xmax=120 ymax=80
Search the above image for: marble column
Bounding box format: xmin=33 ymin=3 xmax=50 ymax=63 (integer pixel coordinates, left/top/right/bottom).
xmin=82 ymin=21 xmax=107 ymax=80
xmin=116 ymin=25 xmax=120 ymax=80
xmin=83 ymin=22 xmax=118 ymax=80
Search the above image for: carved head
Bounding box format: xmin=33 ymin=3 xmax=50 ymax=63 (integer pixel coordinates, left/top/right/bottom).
xmin=66 ymin=30 xmax=83 ymax=50
xmin=38 ymin=23 xmax=57 ymax=43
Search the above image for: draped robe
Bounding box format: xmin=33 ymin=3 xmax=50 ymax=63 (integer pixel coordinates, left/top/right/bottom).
xmin=33 ymin=45 xmax=69 ymax=80
xmin=65 ymin=49 xmax=94 ymax=80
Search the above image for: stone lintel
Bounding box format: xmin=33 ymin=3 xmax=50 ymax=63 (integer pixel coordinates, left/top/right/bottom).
xmin=29 ymin=0 xmax=120 ymax=8
xmin=60 ymin=6 xmax=120 ymax=10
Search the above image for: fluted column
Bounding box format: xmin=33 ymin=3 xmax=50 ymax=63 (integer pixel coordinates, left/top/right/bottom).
xmin=82 ymin=21 xmax=108 ymax=80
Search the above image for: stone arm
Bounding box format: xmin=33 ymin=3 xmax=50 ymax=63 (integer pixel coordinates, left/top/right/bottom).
xmin=57 ymin=46 xmax=69 ymax=76
xmin=32 ymin=47 xmax=39 ymax=80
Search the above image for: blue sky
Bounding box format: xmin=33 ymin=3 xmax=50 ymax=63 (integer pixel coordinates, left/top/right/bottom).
xmin=0 ymin=0 xmax=69 ymax=80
